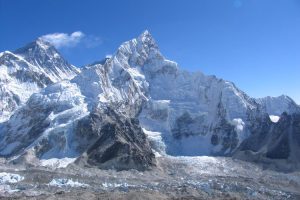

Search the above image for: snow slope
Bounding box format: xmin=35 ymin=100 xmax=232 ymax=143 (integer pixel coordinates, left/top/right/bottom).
xmin=0 ymin=81 xmax=89 ymax=159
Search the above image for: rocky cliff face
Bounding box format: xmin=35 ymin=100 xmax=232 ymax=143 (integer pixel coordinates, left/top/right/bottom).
xmin=234 ymin=112 xmax=300 ymax=171
xmin=76 ymin=107 xmax=155 ymax=171
xmin=0 ymin=30 xmax=299 ymax=171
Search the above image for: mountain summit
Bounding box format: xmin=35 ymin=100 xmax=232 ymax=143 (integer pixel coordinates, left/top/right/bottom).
xmin=0 ymin=38 xmax=79 ymax=122
xmin=14 ymin=38 xmax=79 ymax=81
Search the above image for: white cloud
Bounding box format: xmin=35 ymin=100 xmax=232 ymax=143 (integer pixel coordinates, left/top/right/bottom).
xmin=105 ymin=54 xmax=112 ymax=59
xmin=40 ymin=31 xmax=85 ymax=48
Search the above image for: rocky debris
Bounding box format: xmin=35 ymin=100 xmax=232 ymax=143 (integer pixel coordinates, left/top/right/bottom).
xmin=0 ymin=156 xmax=299 ymax=199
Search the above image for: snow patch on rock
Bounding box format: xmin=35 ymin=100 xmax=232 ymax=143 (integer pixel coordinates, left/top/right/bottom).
xmin=231 ymin=118 xmax=248 ymax=143
xmin=102 ymin=182 xmax=134 ymax=189
xmin=0 ymin=172 xmax=24 ymax=184
xmin=40 ymin=157 xmax=76 ymax=168
xmin=269 ymin=115 xmax=280 ymax=123
xmin=142 ymin=128 xmax=166 ymax=157
xmin=48 ymin=178 xmax=89 ymax=188
xmin=0 ymin=184 xmax=20 ymax=194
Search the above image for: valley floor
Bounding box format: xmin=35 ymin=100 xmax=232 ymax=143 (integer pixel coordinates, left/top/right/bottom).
xmin=0 ymin=156 xmax=299 ymax=200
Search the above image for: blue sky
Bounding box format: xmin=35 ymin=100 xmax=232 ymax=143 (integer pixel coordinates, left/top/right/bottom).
xmin=0 ymin=0 xmax=299 ymax=103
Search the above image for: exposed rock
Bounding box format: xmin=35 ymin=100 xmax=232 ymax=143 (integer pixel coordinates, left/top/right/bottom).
xmin=76 ymin=107 xmax=155 ymax=171
xmin=234 ymin=112 xmax=300 ymax=171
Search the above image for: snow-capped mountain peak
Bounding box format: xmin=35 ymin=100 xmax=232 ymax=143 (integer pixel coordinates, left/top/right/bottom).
xmin=112 ymin=30 xmax=179 ymax=81
xmin=13 ymin=38 xmax=79 ymax=82
xmin=114 ymin=30 xmax=162 ymax=68
xmin=14 ymin=38 xmax=54 ymax=58
xmin=137 ymin=30 xmax=158 ymax=49
xmin=0 ymin=38 xmax=80 ymax=122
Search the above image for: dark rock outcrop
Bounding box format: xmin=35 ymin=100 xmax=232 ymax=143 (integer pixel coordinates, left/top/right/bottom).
xmin=234 ymin=112 xmax=300 ymax=171
xmin=75 ymin=107 xmax=155 ymax=171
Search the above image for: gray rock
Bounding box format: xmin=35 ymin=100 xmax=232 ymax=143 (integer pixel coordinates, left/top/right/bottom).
xmin=76 ymin=107 xmax=155 ymax=171
xmin=234 ymin=112 xmax=300 ymax=171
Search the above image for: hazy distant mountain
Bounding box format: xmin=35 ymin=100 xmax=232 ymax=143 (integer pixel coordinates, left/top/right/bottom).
xmin=256 ymin=95 xmax=300 ymax=116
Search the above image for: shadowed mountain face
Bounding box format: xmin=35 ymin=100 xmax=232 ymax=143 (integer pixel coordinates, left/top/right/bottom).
xmin=75 ymin=107 xmax=155 ymax=171
xmin=234 ymin=112 xmax=300 ymax=171
xmin=0 ymin=31 xmax=299 ymax=171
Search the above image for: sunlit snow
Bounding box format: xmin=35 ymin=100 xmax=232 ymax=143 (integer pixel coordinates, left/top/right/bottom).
xmin=269 ymin=115 xmax=280 ymax=123
xmin=48 ymin=178 xmax=89 ymax=188
xmin=40 ymin=157 xmax=77 ymax=168
xmin=0 ymin=172 xmax=24 ymax=184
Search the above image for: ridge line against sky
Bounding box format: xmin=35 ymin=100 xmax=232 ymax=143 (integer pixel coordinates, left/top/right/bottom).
xmin=0 ymin=0 xmax=299 ymax=103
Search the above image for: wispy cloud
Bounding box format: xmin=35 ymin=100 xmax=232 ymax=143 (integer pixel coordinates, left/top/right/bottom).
xmin=40 ymin=31 xmax=102 ymax=49
xmin=40 ymin=31 xmax=84 ymax=48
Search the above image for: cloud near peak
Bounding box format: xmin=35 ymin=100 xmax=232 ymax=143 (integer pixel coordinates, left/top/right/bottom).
xmin=40 ymin=31 xmax=101 ymax=49
xmin=40 ymin=31 xmax=84 ymax=48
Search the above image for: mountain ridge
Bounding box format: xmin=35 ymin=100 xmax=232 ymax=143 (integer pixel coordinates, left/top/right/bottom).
xmin=0 ymin=38 xmax=80 ymax=122
xmin=0 ymin=30 xmax=299 ymax=171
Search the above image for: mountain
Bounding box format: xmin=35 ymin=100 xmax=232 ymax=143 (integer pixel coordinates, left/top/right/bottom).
xmin=75 ymin=107 xmax=155 ymax=171
xmin=234 ymin=112 xmax=300 ymax=171
xmin=113 ymin=30 xmax=260 ymax=156
xmin=257 ymin=95 xmax=300 ymax=116
xmin=0 ymin=39 xmax=79 ymax=122
xmin=0 ymin=33 xmax=154 ymax=170
xmin=13 ymin=38 xmax=79 ymax=82
xmin=0 ymin=30 xmax=299 ymax=171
